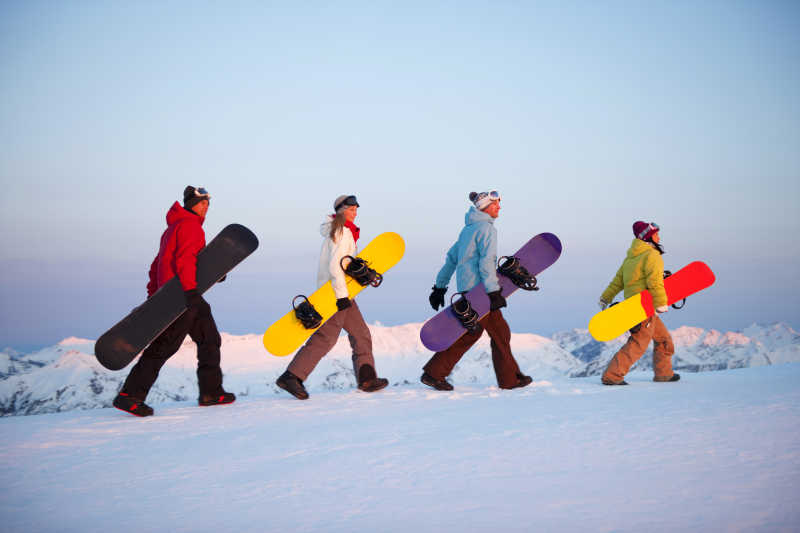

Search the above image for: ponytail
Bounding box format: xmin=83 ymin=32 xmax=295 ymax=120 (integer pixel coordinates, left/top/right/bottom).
xmin=329 ymin=211 xmax=346 ymax=241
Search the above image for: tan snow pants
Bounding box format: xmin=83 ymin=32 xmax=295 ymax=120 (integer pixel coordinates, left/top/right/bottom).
xmin=287 ymin=300 xmax=374 ymax=381
xmin=602 ymin=314 xmax=675 ymax=383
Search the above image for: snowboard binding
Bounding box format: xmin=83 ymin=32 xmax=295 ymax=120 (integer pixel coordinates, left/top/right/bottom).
xmin=663 ymin=271 xmax=686 ymax=309
xmin=293 ymin=295 xmax=323 ymax=329
xmin=450 ymin=292 xmax=480 ymax=332
xmin=497 ymin=256 xmax=539 ymax=291
xmin=341 ymin=256 xmax=383 ymax=287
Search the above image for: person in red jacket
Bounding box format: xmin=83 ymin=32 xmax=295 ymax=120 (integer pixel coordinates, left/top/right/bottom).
xmin=113 ymin=186 xmax=235 ymax=417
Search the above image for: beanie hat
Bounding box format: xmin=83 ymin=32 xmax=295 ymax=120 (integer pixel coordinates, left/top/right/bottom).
xmin=633 ymin=221 xmax=659 ymax=241
xmin=469 ymin=190 xmax=501 ymax=210
xmin=184 ymin=186 xmax=210 ymax=209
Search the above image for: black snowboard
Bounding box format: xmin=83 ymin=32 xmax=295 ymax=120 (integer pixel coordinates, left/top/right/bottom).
xmin=94 ymin=223 xmax=259 ymax=371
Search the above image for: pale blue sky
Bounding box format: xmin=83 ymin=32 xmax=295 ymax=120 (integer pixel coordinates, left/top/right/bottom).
xmin=1 ymin=1 xmax=798 ymax=349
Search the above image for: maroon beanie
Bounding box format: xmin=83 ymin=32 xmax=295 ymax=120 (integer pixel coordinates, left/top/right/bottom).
xmin=633 ymin=221 xmax=659 ymax=241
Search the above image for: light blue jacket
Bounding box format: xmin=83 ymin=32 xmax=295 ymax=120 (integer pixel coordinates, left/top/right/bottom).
xmin=435 ymin=207 xmax=500 ymax=293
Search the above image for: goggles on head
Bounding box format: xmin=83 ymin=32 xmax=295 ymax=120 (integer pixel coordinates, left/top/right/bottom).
xmin=637 ymin=222 xmax=659 ymax=240
xmin=193 ymin=187 xmax=211 ymax=199
xmin=474 ymin=190 xmax=501 ymax=205
xmin=335 ymin=195 xmax=359 ymax=211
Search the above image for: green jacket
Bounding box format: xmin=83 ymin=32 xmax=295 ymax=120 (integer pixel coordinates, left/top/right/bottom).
xmin=601 ymin=238 xmax=667 ymax=307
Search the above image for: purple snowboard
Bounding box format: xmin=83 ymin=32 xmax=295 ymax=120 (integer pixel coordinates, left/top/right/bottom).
xmin=419 ymin=232 xmax=562 ymax=352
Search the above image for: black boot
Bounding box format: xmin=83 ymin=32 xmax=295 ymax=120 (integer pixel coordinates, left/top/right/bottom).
xmin=276 ymin=370 xmax=309 ymax=400
xmin=357 ymin=365 xmax=389 ymax=393
xmin=198 ymin=390 xmax=236 ymax=406
xmin=602 ymin=378 xmax=629 ymax=386
xmin=654 ymin=373 xmax=681 ymax=383
xmin=113 ymin=392 xmax=154 ymax=417
xmin=420 ymin=372 xmax=454 ymax=391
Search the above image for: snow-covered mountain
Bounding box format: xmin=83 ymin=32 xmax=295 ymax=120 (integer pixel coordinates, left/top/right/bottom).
xmin=1 ymin=322 xmax=798 ymax=416
xmin=562 ymin=322 xmax=800 ymax=377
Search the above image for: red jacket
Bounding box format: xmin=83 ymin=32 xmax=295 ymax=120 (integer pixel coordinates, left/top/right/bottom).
xmin=147 ymin=202 xmax=206 ymax=296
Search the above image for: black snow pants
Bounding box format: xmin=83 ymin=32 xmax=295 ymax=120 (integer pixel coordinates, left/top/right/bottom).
xmin=121 ymin=297 xmax=223 ymax=400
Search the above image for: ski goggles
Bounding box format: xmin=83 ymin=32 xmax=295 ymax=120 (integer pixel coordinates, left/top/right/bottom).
xmin=636 ymin=222 xmax=659 ymax=240
xmin=472 ymin=190 xmax=501 ymax=208
xmin=191 ymin=187 xmax=211 ymax=199
xmin=334 ymin=195 xmax=359 ymax=211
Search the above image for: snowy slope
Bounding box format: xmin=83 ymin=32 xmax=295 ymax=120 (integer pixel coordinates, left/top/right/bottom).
xmin=561 ymin=323 xmax=799 ymax=376
xmin=0 ymin=324 xmax=581 ymax=416
xmin=0 ymin=364 xmax=798 ymax=533
xmin=1 ymin=323 xmax=799 ymax=417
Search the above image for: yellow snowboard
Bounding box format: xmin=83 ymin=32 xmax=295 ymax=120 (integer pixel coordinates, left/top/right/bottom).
xmin=263 ymin=232 xmax=405 ymax=356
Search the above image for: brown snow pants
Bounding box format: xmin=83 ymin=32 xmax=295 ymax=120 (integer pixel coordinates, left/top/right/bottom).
xmin=287 ymin=300 xmax=375 ymax=381
xmin=602 ymin=314 xmax=675 ymax=383
xmin=423 ymin=309 xmax=522 ymax=389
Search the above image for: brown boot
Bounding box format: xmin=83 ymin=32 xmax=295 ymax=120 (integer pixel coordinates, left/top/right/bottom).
xmin=276 ymin=371 xmax=309 ymax=400
xmin=421 ymin=372 xmax=454 ymax=391
xmin=357 ymin=365 xmax=389 ymax=393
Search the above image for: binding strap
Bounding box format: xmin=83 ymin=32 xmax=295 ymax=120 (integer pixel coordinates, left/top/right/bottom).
xmin=293 ymin=295 xmax=323 ymax=329
xmin=340 ymin=256 xmax=383 ymax=287
xmin=450 ymin=292 xmax=480 ymax=332
xmin=497 ymin=256 xmax=539 ymax=291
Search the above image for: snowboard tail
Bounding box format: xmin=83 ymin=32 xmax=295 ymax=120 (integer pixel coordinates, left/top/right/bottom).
xmin=419 ymin=233 xmax=562 ymax=352
xmin=94 ymin=224 xmax=259 ymax=370
xmin=263 ymin=232 xmax=405 ymax=356
xmin=588 ymin=261 xmax=716 ymax=342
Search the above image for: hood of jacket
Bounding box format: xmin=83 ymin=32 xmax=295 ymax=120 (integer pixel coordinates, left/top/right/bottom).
xmin=464 ymin=206 xmax=494 ymax=227
xmin=319 ymin=216 xmax=336 ymax=238
xmin=626 ymin=238 xmax=656 ymax=259
xmin=166 ymin=201 xmax=204 ymax=227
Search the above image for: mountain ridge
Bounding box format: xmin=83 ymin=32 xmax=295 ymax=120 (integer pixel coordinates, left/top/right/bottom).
xmin=1 ymin=322 xmax=797 ymax=416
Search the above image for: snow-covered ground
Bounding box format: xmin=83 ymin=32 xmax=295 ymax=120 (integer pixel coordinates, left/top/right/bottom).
xmin=1 ymin=363 xmax=798 ymax=532
xmin=1 ymin=322 xmax=798 ymax=417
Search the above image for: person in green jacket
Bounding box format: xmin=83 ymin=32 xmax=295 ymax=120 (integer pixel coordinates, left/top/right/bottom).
xmin=598 ymin=221 xmax=679 ymax=385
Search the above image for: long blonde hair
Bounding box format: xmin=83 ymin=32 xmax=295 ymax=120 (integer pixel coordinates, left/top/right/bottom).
xmin=329 ymin=211 xmax=346 ymax=241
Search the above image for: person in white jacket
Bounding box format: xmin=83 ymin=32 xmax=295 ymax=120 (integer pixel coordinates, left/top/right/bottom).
xmin=276 ymin=195 xmax=389 ymax=400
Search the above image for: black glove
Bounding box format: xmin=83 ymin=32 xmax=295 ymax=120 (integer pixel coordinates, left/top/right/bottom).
xmin=429 ymin=286 xmax=447 ymax=311
xmin=488 ymin=290 xmax=506 ymax=311
xmin=217 ymin=275 xmax=227 ymax=283
xmin=336 ymin=297 xmax=352 ymax=311
xmin=184 ymin=289 xmax=205 ymax=309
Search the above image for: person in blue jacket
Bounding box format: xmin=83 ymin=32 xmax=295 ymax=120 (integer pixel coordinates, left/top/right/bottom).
xmin=420 ymin=191 xmax=533 ymax=391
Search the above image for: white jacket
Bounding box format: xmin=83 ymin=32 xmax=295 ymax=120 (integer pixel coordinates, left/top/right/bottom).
xmin=317 ymin=217 xmax=357 ymax=299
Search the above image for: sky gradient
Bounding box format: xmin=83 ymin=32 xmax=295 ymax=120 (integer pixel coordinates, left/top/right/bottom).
xmin=1 ymin=1 xmax=799 ymax=350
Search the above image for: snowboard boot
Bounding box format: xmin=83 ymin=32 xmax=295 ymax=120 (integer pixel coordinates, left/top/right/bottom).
xmin=420 ymin=372 xmax=454 ymax=391
xmin=601 ymin=378 xmax=629 ymax=386
xmin=654 ymin=373 xmax=681 ymax=382
xmin=357 ymin=365 xmax=389 ymax=392
xmin=198 ymin=390 xmax=236 ymax=406
xmin=276 ymin=370 xmax=309 ymax=400
xmin=113 ymin=392 xmax=154 ymax=417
